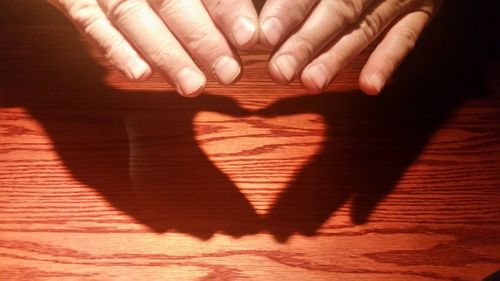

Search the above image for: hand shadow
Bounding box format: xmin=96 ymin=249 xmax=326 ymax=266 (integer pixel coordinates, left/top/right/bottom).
xmin=258 ymin=0 xmax=493 ymax=241
xmin=0 ymin=7 xmax=262 ymax=239
xmin=0 ymin=1 xmax=491 ymax=241
xmin=259 ymin=84 xmax=461 ymax=241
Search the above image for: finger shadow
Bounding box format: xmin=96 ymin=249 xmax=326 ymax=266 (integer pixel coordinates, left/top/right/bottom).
xmin=258 ymin=85 xmax=462 ymax=241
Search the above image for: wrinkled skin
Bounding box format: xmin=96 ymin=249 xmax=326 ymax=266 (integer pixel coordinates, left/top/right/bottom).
xmin=48 ymin=0 xmax=442 ymax=96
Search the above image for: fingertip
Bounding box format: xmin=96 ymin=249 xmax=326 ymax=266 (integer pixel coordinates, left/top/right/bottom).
xmin=269 ymin=54 xmax=297 ymax=84
xmin=213 ymin=55 xmax=242 ymax=85
xmin=176 ymin=67 xmax=207 ymax=98
xmin=125 ymin=58 xmax=152 ymax=82
xmin=356 ymin=10 xmax=433 ymax=96
xmin=302 ymin=84 xmax=324 ymax=95
xmin=301 ymin=78 xmax=326 ymax=94
xmin=268 ymin=61 xmax=285 ymax=84
xmin=231 ymin=16 xmax=259 ymax=50
xmin=300 ymin=64 xmax=330 ymax=94
xmin=260 ymin=17 xmax=283 ymax=48
xmin=258 ymin=32 xmax=273 ymax=49
xmin=359 ymin=72 xmax=385 ymax=96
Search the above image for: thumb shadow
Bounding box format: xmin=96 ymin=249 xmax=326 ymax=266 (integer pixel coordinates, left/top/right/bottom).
xmin=122 ymin=94 xmax=261 ymax=238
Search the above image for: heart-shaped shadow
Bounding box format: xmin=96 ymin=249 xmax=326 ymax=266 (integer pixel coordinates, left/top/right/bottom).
xmin=0 ymin=1 xmax=489 ymax=241
xmin=194 ymin=111 xmax=327 ymax=218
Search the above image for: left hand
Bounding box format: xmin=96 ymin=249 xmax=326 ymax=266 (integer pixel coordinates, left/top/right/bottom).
xmin=48 ymin=0 xmax=259 ymax=97
xmin=259 ymin=0 xmax=442 ymax=95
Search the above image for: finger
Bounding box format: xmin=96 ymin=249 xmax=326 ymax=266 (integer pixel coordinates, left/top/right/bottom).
xmin=202 ymin=0 xmax=259 ymax=50
xmin=300 ymin=0 xmax=411 ymax=93
xmin=259 ymin=0 xmax=320 ymax=47
xmin=150 ymin=0 xmax=241 ymax=85
xmin=359 ymin=10 xmax=433 ymax=95
xmin=97 ymin=0 xmax=206 ymax=97
xmin=268 ymin=0 xmax=373 ymax=84
xmin=49 ymin=0 xmax=152 ymax=81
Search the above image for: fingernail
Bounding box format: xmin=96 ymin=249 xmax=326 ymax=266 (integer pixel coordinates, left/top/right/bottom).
xmin=261 ymin=17 xmax=283 ymax=46
xmin=176 ymin=67 xmax=206 ymax=97
xmin=213 ymin=56 xmax=241 ymax=85
xmin=126 ymin=58 xmax=151 ymax=81
xmin=368 ymin=72 xmax=386 ymax=94
xmin=304 ymin=64 xmax=329 ymax=91
xmin=232 ymin=17 xmax=257 ymax=48
xmin=272 ymin=54 xmax=297 ymax=82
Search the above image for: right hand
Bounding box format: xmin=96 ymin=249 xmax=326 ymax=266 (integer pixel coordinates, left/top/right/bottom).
xmin=48 ymin=0 xmax=259 ymax=97
xmin=259 ymin=0 xmax=441 ymax=95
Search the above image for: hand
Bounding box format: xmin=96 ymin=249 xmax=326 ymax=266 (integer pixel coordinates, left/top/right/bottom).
xmin=48 ymin=0 xmax=259 ymax=97
xmin=259 ymin=0 xmax=442 ymax=95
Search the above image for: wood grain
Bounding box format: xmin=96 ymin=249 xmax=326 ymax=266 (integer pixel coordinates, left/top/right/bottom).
xmin=0 ymin=1 xmax=499 ymax=280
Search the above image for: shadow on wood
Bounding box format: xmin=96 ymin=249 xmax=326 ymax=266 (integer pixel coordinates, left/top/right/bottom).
xmin=0 ymin=1 xmax=489 ymax=241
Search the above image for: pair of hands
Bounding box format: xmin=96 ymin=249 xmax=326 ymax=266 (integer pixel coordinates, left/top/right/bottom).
xmin=49 ymin=0 xmax=441 ymax=97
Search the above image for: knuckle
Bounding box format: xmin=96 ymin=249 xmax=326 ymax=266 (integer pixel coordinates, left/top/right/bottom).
xmin=185 ymin=25 xmax=222 ymax=53
xmin=334 ymin=0 xmax=363 ymax=24
xmin=106 ymin=0 xmax=143 ymax=24
xmin=328 ymin=48 xmax=348 ymax=68
xmin=272 ymin=1 xmax=311 ymax=24
xmin=359 ymin=12 xmax=383 ymax=39
xmin=398 ymin=26 xmax=419 ymax=49
xmin=103 ymin=37 xmax=129 ymax=60
xmin=148 ymin=43 xmax=176 ymax=66
xmin=289 ymin=1 xmax=312 ymax=22
xmin=148 ymin=0 xmax=176 ymax=11
xmin=200 ymin=0 xmax=226 ymax=18
xmin=66 ymin=0 xmax=101 ymax=27
xmin=395 ymin=0 xmax=413 ymax=9
xmin=292 ymin=34 xmax=317 ymax=61
xmin=187 ymin=25 xmax=212 ymax=44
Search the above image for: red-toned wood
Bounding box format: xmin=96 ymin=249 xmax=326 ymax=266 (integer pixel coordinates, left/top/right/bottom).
xmin=0 ymin=1 xmax=498 ymax=280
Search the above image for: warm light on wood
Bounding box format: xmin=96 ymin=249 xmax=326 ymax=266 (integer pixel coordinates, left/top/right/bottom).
xmin=0 ymin=1 xmax=499 ymax=280
xmin=195 ymin=112 xmax=326 ymax=216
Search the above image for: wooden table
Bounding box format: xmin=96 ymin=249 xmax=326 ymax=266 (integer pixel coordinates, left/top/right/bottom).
xmin=1 ymin=1 xmax=498 ymax=280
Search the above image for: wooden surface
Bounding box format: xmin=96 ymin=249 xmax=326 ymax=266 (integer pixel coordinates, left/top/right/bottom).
xmin=0 ymin=1 xmax=499 ymax=280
